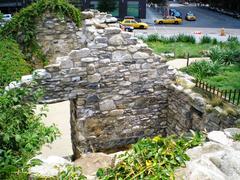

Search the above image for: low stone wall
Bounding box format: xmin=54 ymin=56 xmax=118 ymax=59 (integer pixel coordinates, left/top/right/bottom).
xmin=167 ymin=72 xmax=239 ymax=134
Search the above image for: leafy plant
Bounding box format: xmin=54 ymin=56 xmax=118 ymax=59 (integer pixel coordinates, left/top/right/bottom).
xmin=0 ymin=39 xmax=31 ymax=87
xmin=183 ymin=61 xmax=220 ymax=79
xmin=233 ymin=133 xmax=240 ymax=141
xmin=146 ymin=34 xmax=160 ymax=42
xmin=57 ymin=165 xmax=86 ymax=180
xmin=97 ymin=131 xmax=205 ymax=179
xmin=0 ymin=0 xmax=82 ymax=66
xmin=0 ymin=84 xmax=60 ymax=179
xmin=200 ymin=36 xmax=212 ymax=44
xmin=0 ymin=11 xmax=3 ymax=21
xmin=175 ymin=34 xmax=196 ymax=44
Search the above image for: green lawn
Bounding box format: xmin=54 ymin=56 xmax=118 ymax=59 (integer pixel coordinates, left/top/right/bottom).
xmin=203 ymin=65 xmax=240 ymax=90
xmin=147 ymin=41 xmax=213 ymax=59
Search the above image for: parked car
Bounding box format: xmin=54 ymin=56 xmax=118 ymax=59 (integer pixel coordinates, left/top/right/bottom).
xmin=185 ymin=12 xmax=197 ymax=21
xmin=154 ymin=16 xmax=183 ymax=24
xmin=120 ymin=19 xmax=149 ymax=29
xmin=169 ymin=9 xmax=182 ymax=19
xmin=120 ymin=24 xmax=134 ymax=32
xmin=2 ymin=14 xmax=12 ymax=22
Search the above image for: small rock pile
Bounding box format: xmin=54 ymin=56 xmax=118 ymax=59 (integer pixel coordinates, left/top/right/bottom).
xmin=176 ymin=128 xmax=240 ymax=180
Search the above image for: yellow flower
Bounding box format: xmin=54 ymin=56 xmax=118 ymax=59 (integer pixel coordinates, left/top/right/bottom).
xmin=146 ymin=160 xmax=152 ymax=167
xmin=153 ymin=136 xmax=161 ymax=143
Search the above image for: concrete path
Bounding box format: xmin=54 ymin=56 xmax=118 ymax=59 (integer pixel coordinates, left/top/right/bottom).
xmin=166 ymin=57 xmax=210 ymax=69
xmin=37 ymin=101 xmax=73 ymax=158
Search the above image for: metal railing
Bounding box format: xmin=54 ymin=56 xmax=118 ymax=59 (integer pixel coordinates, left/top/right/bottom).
xmin=195 ymin=79 xmax=240 ymax=106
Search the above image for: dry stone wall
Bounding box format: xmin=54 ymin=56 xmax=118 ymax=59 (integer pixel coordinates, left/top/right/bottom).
xmin=167 ymin=72 xmax=239 ymax=134
xmin=8 ymin=10 xmax=239 ymax=159
xmin=36 ymin=13 xmax=84 ymax=63
xmin=23 ymin=10 xmax=176 ymax=159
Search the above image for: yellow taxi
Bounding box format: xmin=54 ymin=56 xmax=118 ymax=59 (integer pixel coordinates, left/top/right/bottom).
xmin=120 ymin=18 xmax=149 ymax=29
xmin=154 ymin=16 xmax=183 ymax=24
xmin=185 ymin=12 xmax=197 ymax=21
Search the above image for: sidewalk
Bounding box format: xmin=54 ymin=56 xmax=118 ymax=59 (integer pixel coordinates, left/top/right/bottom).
xmin=166 ymin=57 xmax=210 ymax=69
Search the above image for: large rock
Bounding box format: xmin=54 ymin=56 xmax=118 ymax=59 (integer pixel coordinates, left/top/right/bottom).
xmin=74 ymin=153 xmax=114 ymax=177
xmin=29 ymin=156 xmax=71 ymax=178
xmin=176 ymin=130 xmax=240 ymax=180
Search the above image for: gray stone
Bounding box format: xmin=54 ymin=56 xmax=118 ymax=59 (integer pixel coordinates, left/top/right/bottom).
xmin=45 ymin=64 xmax=60 ymax=72
xmin=105 ymin=17 xmax=118 ymax=23
xmin=21 ymin=75 xmax=33 ymax=84
xmin=56 ymin=56 xmax=73 ymax=69
xmin=69 ymin=48 xmax=91 ymax=59
xmin=208 ymin=131 xmax=233 ymax=145
xmin=109 ymin=35 xmax=124 ymax=46
xmin=105 ymin=27 xmax=121 ymax=34
xmin=224 ymin=128 xmax=240 ymax=138
xmin=99 ymin=99 xmax=116 ymax=111
xmin=133 ymin=52 xmax=150 ymax=59
xmin=112 ymin=51 xmax=131 ymax=62
xmin=81 ymin=57 xmax=98 ymax=63
xmin=88 ymin=73 xmax=101 ymax=83
xmin=29 ymin=156 xmax=71 ymax=178
xmin=86 ymin=95 xmax=100 ymax=104
xmin=82 ymin=11 xmax=94 ymax=19
xmin=33 ymin=69 xmax=51 ymax=79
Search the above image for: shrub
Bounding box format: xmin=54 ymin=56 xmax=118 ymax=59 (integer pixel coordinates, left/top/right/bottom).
xmin=210 ymin=45 xmax=240 ymax=65
xmin=0 ymin=85 xmax=60 ymax=179
xmin=0 ymin=0 xmax=82 ymax=66
xmin=212 ymin=38 xmax=218 ymax=45
xmin=97 ymin=131 xmax=205 ymax=179
xmin=146 ymin=34 xmax=159 ymax=42
xmin=227 ymin=36 xmax=239 ymax=43
xmin=233 ymin=134 xmax=240 ymax=141
xmin=175 ymin=34 xmax=196 ymax=44
xmin=183 ymin=61 xmax=220 ymax=79
xmin=0 ymin=39 xmax=31 ymax=87
xmin=200 ymin=36 xmax=212 ymax=44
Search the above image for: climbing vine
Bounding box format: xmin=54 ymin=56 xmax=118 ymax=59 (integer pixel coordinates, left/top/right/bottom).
xmin=0 ymin=0 xmax=82 ymax=66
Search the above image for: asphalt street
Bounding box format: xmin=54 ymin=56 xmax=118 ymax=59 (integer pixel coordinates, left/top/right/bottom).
xmin=138 ymin=3 xmax=240 ymax=36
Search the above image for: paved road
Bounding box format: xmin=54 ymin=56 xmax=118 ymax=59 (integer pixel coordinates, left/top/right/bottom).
xmin=138 ymin=3 xmax=240 ymax=36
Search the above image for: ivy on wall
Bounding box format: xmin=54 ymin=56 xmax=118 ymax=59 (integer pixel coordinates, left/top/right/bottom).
xmin=0 ymin=0 xmax=82 ymax=66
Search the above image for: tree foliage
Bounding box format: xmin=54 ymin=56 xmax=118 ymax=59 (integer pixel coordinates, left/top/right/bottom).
xmin=193 ymin=0 xmax=240 ymax=12
xmin=0 ymin=0 xmax=82 ymax=66
xmin=148 ymin=0 xmax=168 ymax=6
xmin=97 ymin=0 xmax=117 ymax=13
xmin=0 ymin=84 xmax=60 ymax=179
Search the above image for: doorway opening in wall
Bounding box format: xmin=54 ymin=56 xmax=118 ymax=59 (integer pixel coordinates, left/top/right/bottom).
xmin=37 ymin=101 xmax=73 ymax=158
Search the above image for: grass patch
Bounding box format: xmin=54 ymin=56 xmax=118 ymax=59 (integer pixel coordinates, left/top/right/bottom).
xmin=233 ymin=134 xmax=240 ymax=141
xmin=147 ymin=41 xmax=213 ymax=59
xmin=202 ymin=65 xmax=240 ymax=90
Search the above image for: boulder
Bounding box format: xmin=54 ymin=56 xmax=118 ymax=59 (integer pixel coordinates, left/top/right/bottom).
xmin=29 ymin=156 xmax=71 ymax=178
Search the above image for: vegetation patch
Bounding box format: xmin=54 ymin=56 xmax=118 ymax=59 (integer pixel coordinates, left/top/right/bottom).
xmin=0 ymin=39 xmax=30 ymax=87
xmin=0 ymin=0 xmax=81 ymax=66
xmin=233 ymin=133 xmax=240 ymax=141
xmin=97 ymin=131 xmax=205 ymax=179
xmin=0 ymin=85 xmax=60 ymax=179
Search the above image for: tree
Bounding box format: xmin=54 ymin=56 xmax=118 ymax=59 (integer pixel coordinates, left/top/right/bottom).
xmin=148 ymin=0 xmax=168 ymax=6
xmin=97 ymin=0 xmax=116 ymax=13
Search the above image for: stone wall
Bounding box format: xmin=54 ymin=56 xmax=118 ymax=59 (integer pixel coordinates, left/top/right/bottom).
xmin=12 ymin=10 xmax=175 ymax=159
xmin=7 ymin=10 xmax=239 ymax=159
xmin=36 ymin=13 xmax=84 ymax=63
xmin=167 ymin=72 xmax=239 ymax=135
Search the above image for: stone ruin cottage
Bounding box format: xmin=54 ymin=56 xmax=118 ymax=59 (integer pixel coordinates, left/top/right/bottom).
xmin=9 ymin=10 xmax=239 ymax=159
